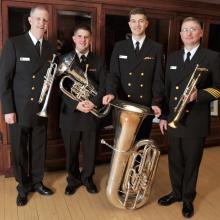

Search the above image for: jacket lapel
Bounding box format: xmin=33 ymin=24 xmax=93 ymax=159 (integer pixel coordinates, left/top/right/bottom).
xmin=175 ymin=46 xmax=206 ymax=85
xmin=137 ymin=38 xmax=153 ymax=61
xmin=85 ymin=51 xmax=92 ymax=66
xmin=126 ymin=40 xmax=137 ymax=72
xmin=24 ymin=33 xmax=40 ymax=59
xmin=36 ymin=39 xmax=51 ymax=72
xmin=190 ymin=46 xmax=206 ymax=66
xmin=23 ymin=33 xmax=44 ymax=73
xmin=173 ymin=49 xmax=186 ymax=84
xmin=129 ymin=38 xmax=154 ymax=72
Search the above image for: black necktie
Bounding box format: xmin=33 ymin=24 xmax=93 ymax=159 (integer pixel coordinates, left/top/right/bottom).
xmin=135 ymin=41 xmax=140 ymax=56
xmin=185 ymin=52 xmax=191 ymax=64
xmin=80 ymin=55 xmax=87 ymax=71
xmin=80 ymin=55 xmax=87 ymax=64
xmin=35 ymin=41 xmax=40 ymax=56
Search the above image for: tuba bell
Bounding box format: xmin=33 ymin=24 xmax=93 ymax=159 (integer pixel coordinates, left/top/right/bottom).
xmin=168 ymin=64 xmax=208 ymax=128
xmin=101 ymin=100 xmax=160 ymax=209
xmin=59 ymin=53 xmax=111 ymax=118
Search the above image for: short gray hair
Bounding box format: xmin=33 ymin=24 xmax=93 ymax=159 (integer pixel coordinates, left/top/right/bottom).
xmin=30 ymin=5 xmax=48 ymax=16
xmin=182 ymin=17 xmax=202 ymax=29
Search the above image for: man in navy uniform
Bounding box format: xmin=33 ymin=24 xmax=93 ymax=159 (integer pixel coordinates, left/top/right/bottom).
xmin=158 ymin=17 xmax=220 ymax=218
xmin=103 ymin=8 xmax=164 ymax=140
xmin=59 ymin=25 xmax=106 ymax=195
xmin=0 ymin=5 xmax=54 ymax=206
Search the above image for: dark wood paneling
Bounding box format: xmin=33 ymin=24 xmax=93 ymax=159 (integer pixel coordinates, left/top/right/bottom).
xmin=0 ymin=0 xmax=220 ymax=175
xmin=184 ymin=0 xmax=220 ymax=4
xmin=0 ymin=0 xmax=2 ymax=50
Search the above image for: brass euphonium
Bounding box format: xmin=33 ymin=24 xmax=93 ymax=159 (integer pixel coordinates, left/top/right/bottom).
xmin=168 ymin=64 xmax=208 ymax=128
xmin=37 ymin=54 xmax=58 ymax=117
xmin=101 ymin=100 xmax=160 ymax=209
xmin=59 ymin=54 xmax=111 ymax=118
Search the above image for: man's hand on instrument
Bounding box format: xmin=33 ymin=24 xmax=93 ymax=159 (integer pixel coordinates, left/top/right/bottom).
xmin=76 ymin=100 xmax=94 ymax=113
xmin=83 ymin=100 xmax=95 ymax=109
xmin=151 ymin=105 xmax=161 ymax=117
xmin=186 ymin=87 xmax=198 ymax=103
xmin=102 ymin=94 xmax=115 ymax=105
xmin=43 ymin=82 xmax=49 ymax=93
xmin=4 ymin=113 xmax=16 ymax=124
xmin=159 ymin=119 xmax=167 ymax=135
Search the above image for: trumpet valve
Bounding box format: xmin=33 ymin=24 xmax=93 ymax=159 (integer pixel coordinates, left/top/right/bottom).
xmin=173 ymin=107 xmax=177 ymax=113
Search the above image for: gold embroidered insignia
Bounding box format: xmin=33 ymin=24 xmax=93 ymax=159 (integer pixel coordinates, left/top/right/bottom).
xmin=204 ymin=88 xmax=220 ymax=98
xmin=88 ymin=68 xmax=96 ymax=71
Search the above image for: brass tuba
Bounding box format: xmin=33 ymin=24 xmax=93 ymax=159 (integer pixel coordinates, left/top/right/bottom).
xmin=168 ymin=64 xmax=208 ymax=128
xmin=59 ymin=54 xmax=111 ymax=118
xmin=101 ymin=100 xmax=160 ymax=209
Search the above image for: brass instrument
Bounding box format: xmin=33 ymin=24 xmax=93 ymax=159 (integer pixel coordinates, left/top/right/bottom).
xmin=37 ymin=54 xmax=58 ymax=117
xmin=101 ymin=100 xmax=160 ymax=209
xmin=59 ymin=55 xmax=111 ymax=118
xmin=168 ymin=64 xmax=208 ymax=128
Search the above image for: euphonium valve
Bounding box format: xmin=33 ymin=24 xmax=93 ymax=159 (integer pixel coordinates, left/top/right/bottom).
xmin=59 ymin=61 xmax=111 ymax=118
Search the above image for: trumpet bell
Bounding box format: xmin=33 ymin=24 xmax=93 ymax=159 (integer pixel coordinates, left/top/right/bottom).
xmin=37 ymin=110 xmax=47 ymax=117
xmin=168 ymin=121 xmax=177 ymax=128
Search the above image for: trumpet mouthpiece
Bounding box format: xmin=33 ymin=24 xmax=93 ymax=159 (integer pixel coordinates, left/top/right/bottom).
xmin=101 ymin=139 xmax=106 ymax=144
xmin=197 ymin=67 xmax=208 ymax=72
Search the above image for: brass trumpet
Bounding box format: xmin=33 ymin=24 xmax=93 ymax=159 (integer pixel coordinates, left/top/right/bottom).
xmin=37 ymin=54 xmax=58 ymax=117
xmin=168 ymin=64 xmax=208 ymax=128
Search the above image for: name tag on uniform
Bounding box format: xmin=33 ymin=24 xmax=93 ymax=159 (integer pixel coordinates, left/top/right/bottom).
xmin=119 ymin=55 xmax=127 ymax=59
xmin=20 ymin=57 xmax=30 ymax=61
xmin=170 ymin=66 xmax=177 ymax=69
xmin=144 ymin=56 xmax=155 ymax=60
xmin=89 ymin=68 xmax=96 ymax=72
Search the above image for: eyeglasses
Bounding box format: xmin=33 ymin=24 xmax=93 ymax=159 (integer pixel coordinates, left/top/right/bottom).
xmin=181 ymin=28 xmax=201 ymax=33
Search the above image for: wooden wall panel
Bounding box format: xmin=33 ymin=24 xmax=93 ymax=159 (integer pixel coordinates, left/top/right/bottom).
xmin=0 ymin=0 xmax=220 ymax=175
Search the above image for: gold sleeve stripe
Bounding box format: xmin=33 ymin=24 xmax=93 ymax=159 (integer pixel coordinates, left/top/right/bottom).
xmin=204 ymin=88 xmax=220 ymax=98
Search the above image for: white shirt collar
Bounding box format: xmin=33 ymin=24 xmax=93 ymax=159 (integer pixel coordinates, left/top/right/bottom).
xmin=132 ymin=35 xmax=146 ymax=50
xmin=184 ymin=44 xmax=200 ymax=61
xmin=75 ymin=49 xmax=89 ymax=60
xmin=28 ymin=31 xmax=43 ymax=46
